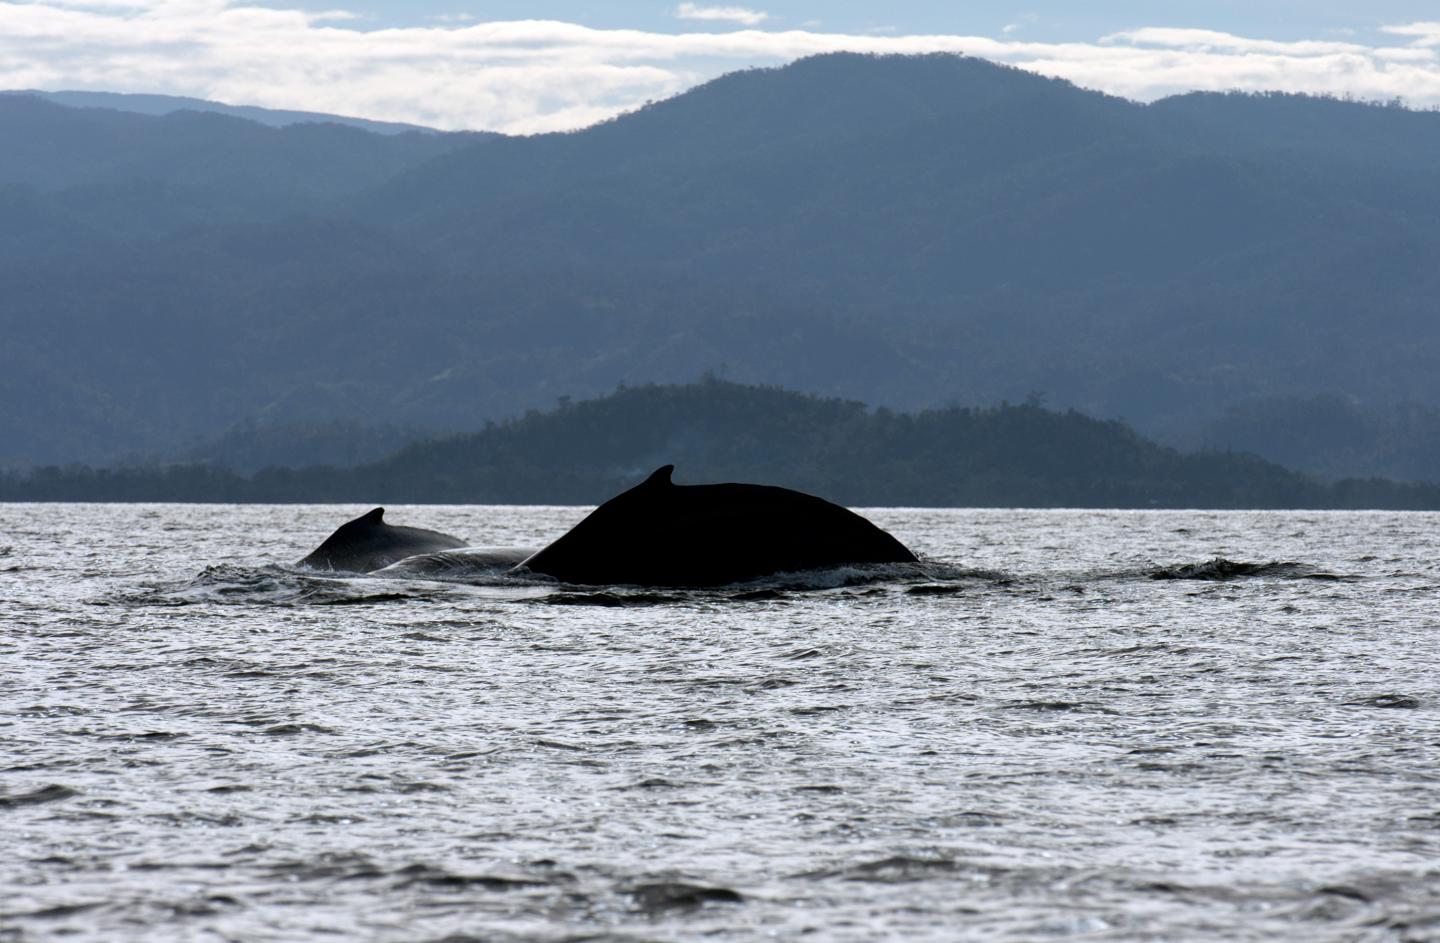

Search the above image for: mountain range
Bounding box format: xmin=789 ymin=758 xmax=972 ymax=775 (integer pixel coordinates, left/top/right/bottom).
xmin=3 ymin=54 xmax=1438 ymax=478
xmin=4 ymin=90 xmax=434 ymax=135
xmin=9 ymin=380 xmax=1436 ymax=509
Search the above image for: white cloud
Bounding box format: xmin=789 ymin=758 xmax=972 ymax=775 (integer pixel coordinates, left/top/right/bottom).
xmin=674 ymin=3 xmax=768 ymax=27
xmin=1103 ymin=27 xmax=1374 ymax=57
xmin=1383 ymin=21 xmax=1440 ymax=46
xmin=1002 ymin=14 xmax=1037 ymax=36
xmin=3 ymin=4 xmax=1440 ymax=133
xmin=26 ymin=0 xmax=152 ymax=8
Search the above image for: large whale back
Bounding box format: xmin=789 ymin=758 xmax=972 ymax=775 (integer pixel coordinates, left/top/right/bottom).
xmin=297 ymin=507 xmax=467 ymax=573
xmin=518 ymin=465 xmax=917 ymax=587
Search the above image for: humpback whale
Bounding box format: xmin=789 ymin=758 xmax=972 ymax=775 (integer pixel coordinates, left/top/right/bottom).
xmin=517 ymin=465 xmax=917 ymax=587
xmin=297 ymin=507 xmax=467 ymax=573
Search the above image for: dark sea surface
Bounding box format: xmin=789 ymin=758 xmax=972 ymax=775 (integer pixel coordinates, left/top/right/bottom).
xmin=3 ymin=503 xmax=1439 ymax=942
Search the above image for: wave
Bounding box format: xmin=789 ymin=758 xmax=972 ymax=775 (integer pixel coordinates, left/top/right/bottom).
xmin=1146 ymin=558 xmax=1349 ymax=581
xmin=109 ymin=552 xmax=1356 ymax=611
xmin=370 ymin=547 xmax=535 ymax=583
xmin=112 ymin=554 xmax=1009 ymax=609
xmin=366 ymin=552 xmax=995 ymax=595
xmin=525 ymin=559 xmax=1002 ymax=597
xmin=112 ymin=564 xmax=456 ymax=608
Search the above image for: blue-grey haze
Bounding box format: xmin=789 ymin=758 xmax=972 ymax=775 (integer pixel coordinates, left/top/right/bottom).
xmin=3 ymin=54 xmax=1439 ymax=481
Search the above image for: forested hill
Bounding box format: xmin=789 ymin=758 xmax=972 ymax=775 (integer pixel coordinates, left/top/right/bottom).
xmin=5 ymin=54 xmax=1440 ymax=476
xmin=6 ymin=381 xmax=1437 ymax=509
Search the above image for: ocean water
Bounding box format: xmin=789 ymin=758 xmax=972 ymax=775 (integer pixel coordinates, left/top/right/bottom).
xmin=3 ymin=503 xmax=1439 ymax=942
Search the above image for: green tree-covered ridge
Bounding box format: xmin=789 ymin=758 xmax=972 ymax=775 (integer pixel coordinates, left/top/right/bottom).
xmin=6 ymin=380 xmax=1437 ymax=508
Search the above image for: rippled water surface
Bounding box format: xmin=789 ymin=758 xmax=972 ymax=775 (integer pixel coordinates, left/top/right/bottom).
xmin=4 ymin=503 xmax=1440 ymax=942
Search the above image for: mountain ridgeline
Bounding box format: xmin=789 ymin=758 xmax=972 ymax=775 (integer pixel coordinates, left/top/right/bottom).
xmin=11 ymin=90 xmax=436 ymax=135
xmin=5 ymin=381 xmax=1437 ymax=508
xmin=3 ymin=55 xmax=1440 ymax=479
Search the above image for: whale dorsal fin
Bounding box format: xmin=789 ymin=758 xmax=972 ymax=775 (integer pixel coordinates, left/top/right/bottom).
xmin=361 ymin=507 xmax=385 ymax=525
xmin=642 ymin=465 xmax=674 ymax=487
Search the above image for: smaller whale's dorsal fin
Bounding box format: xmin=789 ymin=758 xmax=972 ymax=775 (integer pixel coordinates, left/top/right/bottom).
xmin=360 ymin=507 xmax=386 ymax=525
xmin=642 ymin=465 xmax=675 ymax=487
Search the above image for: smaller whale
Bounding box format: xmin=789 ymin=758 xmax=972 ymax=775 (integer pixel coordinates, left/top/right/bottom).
xmin=298 ymin=507 xmax=467 ymax=573
xmin=518 ymin=465 xmax=917 ymax=587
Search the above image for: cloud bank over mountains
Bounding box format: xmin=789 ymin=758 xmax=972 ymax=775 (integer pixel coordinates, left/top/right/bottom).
xmin=3 ymin=1 xmax=1439 ymax=131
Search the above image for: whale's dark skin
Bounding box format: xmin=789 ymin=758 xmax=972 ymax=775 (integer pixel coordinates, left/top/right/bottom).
xmin=517 ymin=465 xmax=917 ymax=587
xmin=297 ymin=507 xmax=467 ymax=573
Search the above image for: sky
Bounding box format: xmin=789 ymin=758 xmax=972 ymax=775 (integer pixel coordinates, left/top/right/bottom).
xmin=3 ymin=0 xmax=1439 ymax=132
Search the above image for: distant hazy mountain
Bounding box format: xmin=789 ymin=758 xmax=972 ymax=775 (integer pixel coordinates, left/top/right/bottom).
xmin=2 ymin=54 xmax=1438 ymax=478
xmin=6 ymin=90 xmax=435 ymax=135
xmin=0 ymin=94 xmax=478 ymax=200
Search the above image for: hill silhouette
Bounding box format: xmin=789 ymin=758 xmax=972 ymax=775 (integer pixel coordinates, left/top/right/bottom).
xmin=12 ymin=90 xmax=436 ymax=135
xmin=3 ymin=54 xmax=1439 ymax=476
xmin=5 ymin=381 xmax=1436 ymax=509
